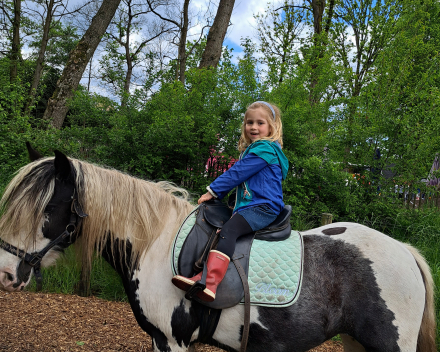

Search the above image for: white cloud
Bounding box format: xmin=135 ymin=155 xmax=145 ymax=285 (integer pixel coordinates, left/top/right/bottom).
xmin=226 ymin=0 xmax=267 ymax=49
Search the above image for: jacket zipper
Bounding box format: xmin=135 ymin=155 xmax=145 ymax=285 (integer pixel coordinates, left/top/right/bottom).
xmin=242 ymin=181 xmax=251 ymax=199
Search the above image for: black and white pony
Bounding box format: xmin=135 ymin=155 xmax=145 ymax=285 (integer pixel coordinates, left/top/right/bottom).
xmin=0 ymin=150 xmax=436 ymax=352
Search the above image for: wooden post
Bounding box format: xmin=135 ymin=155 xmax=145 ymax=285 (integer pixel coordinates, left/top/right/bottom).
xmin=321 ymin=213 xmax=333 ymax=226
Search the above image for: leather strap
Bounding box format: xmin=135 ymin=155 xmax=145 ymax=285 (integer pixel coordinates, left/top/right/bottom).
xmin=232 ymin=258 xmax=250 ymax=352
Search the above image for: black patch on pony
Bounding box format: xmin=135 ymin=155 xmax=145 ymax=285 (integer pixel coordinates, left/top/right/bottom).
xmin=240 ymin=235 xmax=400 ymax=352
xmin=102 ymin=238 xmax=215 ymax=351
xmin=171 ymin=299 xmax=199 ymax=347
xmin=322 ymin=227 xmax=347 ymax=236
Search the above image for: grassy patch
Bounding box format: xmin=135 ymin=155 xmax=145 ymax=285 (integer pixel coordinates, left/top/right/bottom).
xmin=26 ymin=247 xmax=128 ymax=302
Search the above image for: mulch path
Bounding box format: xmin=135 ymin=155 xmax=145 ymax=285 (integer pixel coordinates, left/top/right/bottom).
xmin=0 ymin=291 xmax=343 ymax=351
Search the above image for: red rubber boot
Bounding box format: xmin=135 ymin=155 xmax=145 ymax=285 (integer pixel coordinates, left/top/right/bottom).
xmin=196 ymin=250 xmax=230 ymax=302
xmin=172 ymin=250 xmax=230 ymax=302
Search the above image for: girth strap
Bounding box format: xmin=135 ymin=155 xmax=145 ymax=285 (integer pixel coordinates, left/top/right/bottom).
xmin=195 ymin=303 xmax=222 ymax=345
xmin=232 ymin=257 xmax=250 ymax=352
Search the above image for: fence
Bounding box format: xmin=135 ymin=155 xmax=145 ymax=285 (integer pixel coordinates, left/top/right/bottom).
xmin=402 ymin=191 xmax=440 ymax=209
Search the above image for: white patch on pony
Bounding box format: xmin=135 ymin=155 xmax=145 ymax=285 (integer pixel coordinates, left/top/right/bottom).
xmin=133 ymin=208 xmax=199 ymax=352
xmin=213 ymin=305 xmax=268 ymax=349
xmin=305 ymin=222 xmax=425 ymax=351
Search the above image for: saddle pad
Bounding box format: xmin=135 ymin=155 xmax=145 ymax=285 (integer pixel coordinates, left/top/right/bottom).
xmin=243 ymin=230 xmax=303 ymax=307
xmin=171 ymin=207 xmax=304 ymax=308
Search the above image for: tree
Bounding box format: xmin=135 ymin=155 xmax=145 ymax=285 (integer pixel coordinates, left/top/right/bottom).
xmin=271 ymin=0 xmax=336 ymax=104
xmin=0 ymin=0 xmax=22 ymax=83
xmin=147 ymin=0 xmax=211 ymax=84
xmin=100 ymin=0 xmax=173 ymax=106
xmin=147 ymin=0 xmax=190 ymax=84
xmin=24 ymin=0 xmax=86 ymax=116
xmin=352 ymin=0 xmax=440 ymax=181
xmin=330 ymin=0 xmax=400 ymax=157
xmin=24 ymin=0 xmax=55 ymax=115
xmin=198 ymin=0 xmax=235 ymax=69
xmin=43 ymin=0 xmax=122 ymax=129
xmin=255 ymin=1 xmax=305 ymax=85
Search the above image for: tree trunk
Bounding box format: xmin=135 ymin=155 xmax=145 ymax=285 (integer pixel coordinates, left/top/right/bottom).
xmin=24 ymin=0 xmax=54 ymax=116
xmin=198 ymin=0 xmax=235 ymax=69
xmin=122 ymin=54 xmax=133 ymax=107
xmin=177 ymin=0 xmax=190 ymax=84
xmin=43 ymin=0 xmax=122 ymax=129
xmin=10 ymin=0 xmax=21 ymax=83
xmin=309 ymin=0 xmax=335 ymax=105
xmin=308 ymin=0 xmax=325 ymax=105
xmin=121 ymin=3 xmax=132 ymax=108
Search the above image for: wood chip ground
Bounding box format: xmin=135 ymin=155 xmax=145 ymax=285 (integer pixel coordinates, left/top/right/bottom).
xmin=0 ymin=291 xmax=343 ymax=351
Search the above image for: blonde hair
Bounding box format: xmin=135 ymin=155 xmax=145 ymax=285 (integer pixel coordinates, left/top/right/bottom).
xmin=238 ymin=102 xmax=283 ymax=152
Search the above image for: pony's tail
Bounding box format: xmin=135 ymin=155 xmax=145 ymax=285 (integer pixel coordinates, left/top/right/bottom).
xmin=404 ymin=244 xmax=437 ymax=352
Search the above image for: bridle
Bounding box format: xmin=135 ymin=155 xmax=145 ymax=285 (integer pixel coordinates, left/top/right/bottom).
xmin=0 ymin=188 xmax=87 ymax=290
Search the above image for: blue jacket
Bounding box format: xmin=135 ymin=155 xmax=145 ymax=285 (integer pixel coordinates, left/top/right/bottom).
xmin=209 ymin=140 xmax=289 ymax=214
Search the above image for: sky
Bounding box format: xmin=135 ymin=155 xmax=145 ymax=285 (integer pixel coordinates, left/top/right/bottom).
xmin=207 ymin=0 xmax=266 ymax=52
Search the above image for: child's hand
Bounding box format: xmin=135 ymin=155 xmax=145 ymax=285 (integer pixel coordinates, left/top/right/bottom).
xmin=198 ymin=192 xmax=213 ymax=204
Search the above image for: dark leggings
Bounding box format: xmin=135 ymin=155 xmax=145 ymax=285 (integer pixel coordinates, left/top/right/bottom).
xmin=216 ymin=213 xmax=253 ymax=258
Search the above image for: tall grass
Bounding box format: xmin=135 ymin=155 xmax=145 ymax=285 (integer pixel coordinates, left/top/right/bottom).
xmin=26 ymin=247 xmax=128 ymax=301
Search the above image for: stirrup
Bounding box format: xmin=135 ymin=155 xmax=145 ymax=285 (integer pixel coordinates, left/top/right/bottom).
xmin=185 ymin=261 xmax=208 ymax=300
xmin=185 ymin=281 xmax=206 ymax=300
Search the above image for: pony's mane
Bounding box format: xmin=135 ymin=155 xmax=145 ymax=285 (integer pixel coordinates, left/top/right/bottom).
xmin=0 ymin=157 xmax=195 ymax=272
xmin=0 ymin=158 xmax=56 ymax=247
xmin=70 ymin=159 xmax=194 ymax=272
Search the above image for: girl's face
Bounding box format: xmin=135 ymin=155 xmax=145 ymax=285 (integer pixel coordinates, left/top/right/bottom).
xmin=245 ymin=107 xmax=271 ymax=142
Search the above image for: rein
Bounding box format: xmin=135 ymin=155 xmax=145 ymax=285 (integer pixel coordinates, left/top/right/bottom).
xmin=0 ymin=191 xmax=87 ymax=290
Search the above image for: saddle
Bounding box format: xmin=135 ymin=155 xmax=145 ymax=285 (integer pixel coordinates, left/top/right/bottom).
xmin=174 ymin=199 xmax=292 ymax=310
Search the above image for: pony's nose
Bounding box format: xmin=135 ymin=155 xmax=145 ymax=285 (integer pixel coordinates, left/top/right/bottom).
xmin=6 ymin=272 xmax=14 ymax=282
xmin=0 ymin=270 xmax=18 ymax=290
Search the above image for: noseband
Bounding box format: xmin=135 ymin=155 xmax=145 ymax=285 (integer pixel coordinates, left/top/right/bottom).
xmin=0 ymin=189 xmax=87 ymax=290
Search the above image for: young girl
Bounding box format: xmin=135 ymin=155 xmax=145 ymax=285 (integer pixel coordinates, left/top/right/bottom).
xmin=172 ymin=101 xmax=289 ymax=302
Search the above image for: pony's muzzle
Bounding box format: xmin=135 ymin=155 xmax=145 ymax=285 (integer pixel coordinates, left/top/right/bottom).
xmin=0 ymin=270 xmax=24 ymax=291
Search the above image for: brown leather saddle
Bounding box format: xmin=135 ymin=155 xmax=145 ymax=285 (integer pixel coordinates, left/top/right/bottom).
xmin=177 ymin=199 xmax=292 ymax=309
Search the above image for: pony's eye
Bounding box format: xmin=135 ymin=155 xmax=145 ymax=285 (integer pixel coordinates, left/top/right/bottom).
xmin=44 ymin=205 xmax=55 ymax=213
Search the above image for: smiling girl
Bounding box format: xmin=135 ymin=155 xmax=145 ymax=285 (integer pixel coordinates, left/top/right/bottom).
xmin=172 ymin=101 xmax=289 ymax=302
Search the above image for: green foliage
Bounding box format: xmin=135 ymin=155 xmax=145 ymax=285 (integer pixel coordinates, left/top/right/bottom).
xmin=29 ymin=23 xmax=80 ymax=67
xmin=0 ymin=59 xmax=34 ymax=189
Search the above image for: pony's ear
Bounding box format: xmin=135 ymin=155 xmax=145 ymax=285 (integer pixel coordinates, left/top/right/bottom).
xmin=26 ymin=142 xmax=43 ymax=161
xmin=54 ymin=150 xmax=71 ymax=180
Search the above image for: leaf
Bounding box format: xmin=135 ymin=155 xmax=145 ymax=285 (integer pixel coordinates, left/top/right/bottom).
xmin=76 ymin=341 xmax=85 ymax=346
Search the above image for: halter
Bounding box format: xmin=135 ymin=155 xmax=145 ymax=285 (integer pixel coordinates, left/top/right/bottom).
xmin=0 ymin=189 xmax=87 ymax=290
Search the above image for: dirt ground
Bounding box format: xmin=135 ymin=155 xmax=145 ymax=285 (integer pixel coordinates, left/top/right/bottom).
xmin=0 ymin=291 xmax=343 ymax=352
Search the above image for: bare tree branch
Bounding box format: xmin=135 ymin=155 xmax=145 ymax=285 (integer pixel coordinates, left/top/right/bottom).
xmin=146 ymin=0 xmax=180 ymax=28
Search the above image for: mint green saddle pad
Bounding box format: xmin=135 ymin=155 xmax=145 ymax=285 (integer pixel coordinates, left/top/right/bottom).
xmin=171 ymin=208 xmax=304 ymax=308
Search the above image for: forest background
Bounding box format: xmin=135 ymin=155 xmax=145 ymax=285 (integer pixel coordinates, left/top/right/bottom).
xmin=1 ymin=0 xmax=440 ymax=340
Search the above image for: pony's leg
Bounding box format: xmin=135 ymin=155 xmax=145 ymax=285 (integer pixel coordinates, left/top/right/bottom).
xmin=340 ymin=334 xmax=366 ymax=352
